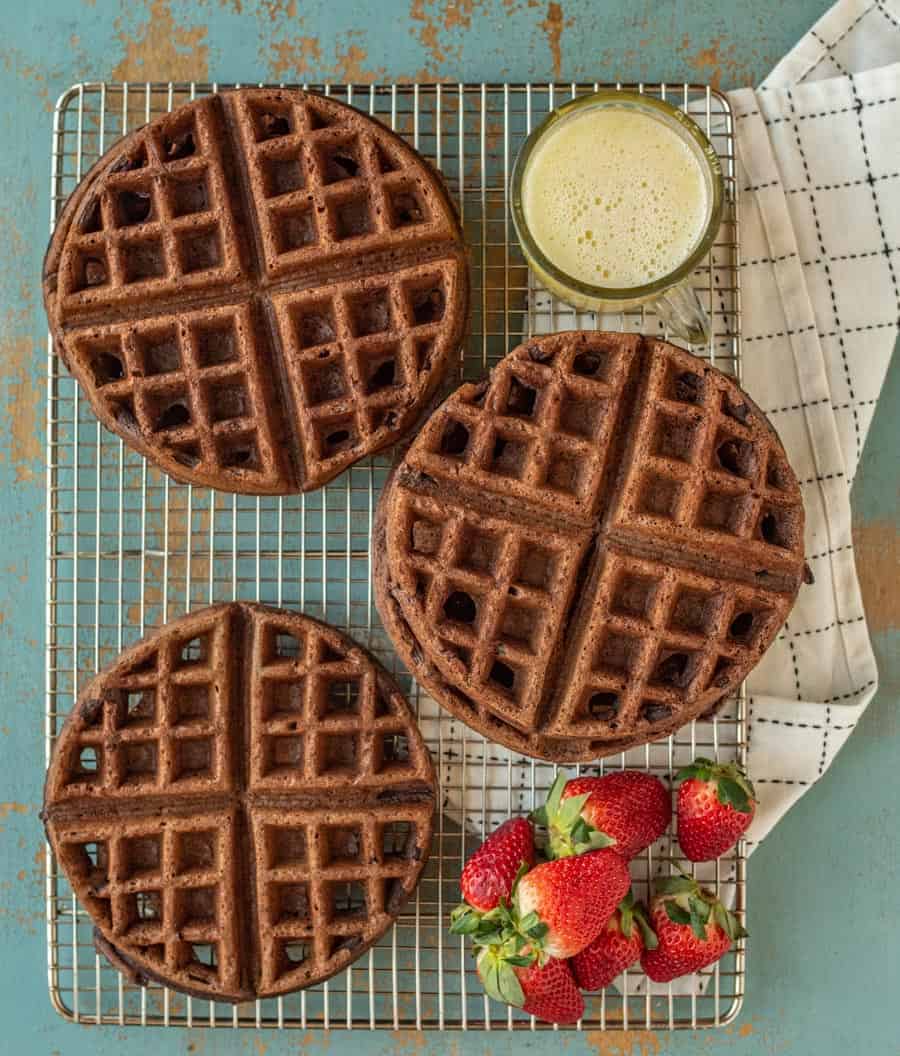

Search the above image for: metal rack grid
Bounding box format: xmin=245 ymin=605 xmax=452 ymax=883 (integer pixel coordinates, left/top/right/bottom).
xmin=45 ymin=80 xmax=744 ymax=1031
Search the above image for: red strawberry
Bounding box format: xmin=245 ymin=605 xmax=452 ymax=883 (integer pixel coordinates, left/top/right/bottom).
xmin=534 ymin=771 xmax=671 ymax=861
xmin=514 ymin=847 xmax=630 ymax=959
xmin=459 ymin=817 xmax=536 ymax=911
xmin=640 ymin=875 xmax=746 ymax=982
xmin=676 ymin=758 xmax=756 ymax=861
xmin=477 ymin=948 xmax=584 ymax=1024
xmin=571 ymin=890 xmax=658 ymax=990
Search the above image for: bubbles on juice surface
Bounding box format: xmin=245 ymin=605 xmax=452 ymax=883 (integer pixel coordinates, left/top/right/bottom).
xmin=521 ymin=108 xmax=710 ymax=288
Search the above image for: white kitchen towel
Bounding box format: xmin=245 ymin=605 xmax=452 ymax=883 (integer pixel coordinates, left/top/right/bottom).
xmin=729 ymin=0 xmax=897 ymax=847
xmin=443 ymin=0 xmax=897 ymax=855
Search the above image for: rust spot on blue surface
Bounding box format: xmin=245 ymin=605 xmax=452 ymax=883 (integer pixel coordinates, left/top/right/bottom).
xmin=111 ymin=0 xmax=210 ymax=82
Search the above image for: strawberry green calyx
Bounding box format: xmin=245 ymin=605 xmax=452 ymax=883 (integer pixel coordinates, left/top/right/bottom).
xmin=655 ymin=874 xmax=747 ymax=942
xmin=449 ymin=895 xmax=549 ymax=956
xmin=453 ymin=895 xmax=550 ymax=1009
xmin=450 ymin=860 xmax=532 ymax=938
xmin=617 ymin=890 xmax=659 ymax=951
xmin=450 ymin=863 xmax=553 ymax=983
xmin=675 ymin=758 xmax=756 ymax=814
xmin=477 ymin=945 xmax=528 ymax=1007
xmin=450 ymin=863 xmax=550 ymax=954
xmin=531 ymin=772 xmax=616 ymax=859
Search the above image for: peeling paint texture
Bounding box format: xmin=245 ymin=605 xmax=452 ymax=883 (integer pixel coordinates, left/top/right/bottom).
xmin=113 ymin=0 xmax=210 ymax=82
xmin=0 ymin=0 xmax=897 ymax=1052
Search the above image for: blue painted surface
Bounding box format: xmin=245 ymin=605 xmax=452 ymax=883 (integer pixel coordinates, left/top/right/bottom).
xmin=0 ymin=1 xmax=897 ymax=1052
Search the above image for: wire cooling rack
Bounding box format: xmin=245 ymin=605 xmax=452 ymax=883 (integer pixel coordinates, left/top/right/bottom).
xmin=46 ymin=80 xmax=744 ymax=1031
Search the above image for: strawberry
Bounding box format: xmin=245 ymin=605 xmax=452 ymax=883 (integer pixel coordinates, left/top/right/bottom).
xmin=459 ymin=817 xmax=536 ymax=912
xmin=640 ymin=875 xmax=746 ymax=982
xmin=476 ymin=948 xmax=584 ymax=1024
xmin=514 ymin=847 xmax=630 ymax=959
xmin=676 ymin=758 xmax=756 ymax=861
xmin=533 ymin=770 xmax=671 ymax=860
xmin=450 ymin=814 xmax=627 ymax=1019
xmin=571 ymin=890 xmax=658 ymax=990
xmin=451 ymin=847 xmax=628 ymax=963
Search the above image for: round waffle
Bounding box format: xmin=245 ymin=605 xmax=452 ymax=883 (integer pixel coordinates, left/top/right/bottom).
xmin=375 ymin=332 xmax=808 ymax=763
xmin=42 ymin=603 xmax=436 ymax=1002
xmin=43 ymin=88 xmax=468 ymax=493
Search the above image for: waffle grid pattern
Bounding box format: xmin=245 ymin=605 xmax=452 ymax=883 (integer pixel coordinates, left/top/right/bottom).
xmin=46 ymin=88 xmax=467 ymax=493
xmin=233 ymin=91 xmax=455 ymax=276
xmin=551 ymin=549 xmax=784 ymax=739
xmin=612 ymin=339 xmax=803 ymax=563
xmin=391 ymin=489 xmax=589 ymax=733
xmin=48 ymin=607 xmax=233 ymax=800
xmin=67 ymin=303 xmax=284 ymax=488
xmin=252 ymin=803 xmax=433 ymax=992
xmin=248 ymin=606 xmax=430 ymax=790
xmin=271 ymin=260 xmax=458 ymax=478
xmin=54 ymin=812 xmax=240 ymax=994
xmin=57 ymin=98 xmax=243 ymax=311
xmin=409 ymin=333 xmax=641 ymax=519
xmin=382 ymin=333 xmax=805 ymax=759
xmin=44 ymin=604 xmax=435 ymax=1001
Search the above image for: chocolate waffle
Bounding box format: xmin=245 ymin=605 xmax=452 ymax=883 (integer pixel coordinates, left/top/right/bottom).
xmin=374 ymin=332 xmax=808 ymax=763
xmin=43 ymin=88 xmax=468 ymax=493
xmin=42 ymin=603 xmax=435 ymax=1001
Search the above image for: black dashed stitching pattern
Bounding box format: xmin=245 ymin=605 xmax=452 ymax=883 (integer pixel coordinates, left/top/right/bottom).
xmin=804 ymin=3 xmax=876 ymax=79
xmin=810 ymin=29 xmax=851 ymax=77
xmin=818 ymin=681 xmax=877 ymax=703
xmin=754 ymin=717 xmax=858 ymax=732
xmin=798 ymin=471 xmax=845 ymax=486
xmin=735 ymin=95 xmax=898 ymax=124
xmin=765 ymin=395 xmax=830 ymax=414
xmin=806 ymin=543 xmax=855 ymax=562
xmin=764 ymin=396 xmax=877 ymax=416
xmin=741 ymin=247 xmax=899 ymax=270
xmin=755 ymin=778 xmax=811 ymax=786
xmin=802 ymin=247 xmax=898 ymax=267
xmin=743 ymin=171 xmax=900 ymax=195
xmin=818 ymin=704 xmax=831 ymax=776
xmin=778 ymin=615 xmax=866 ymax=638
xmin=848 ymin=71 xmax=900 ymax=328
xmin=743 ymin=324 xmax=817 ymax=343
xmin=786 ymin=87 xmax=862 ymax=466
xmin=782 ymin=618 xmax=803 ymax=701
xmin=740 ymin=252 xmax=798 ymax=268
xmin=820 ymin=320 xmax=897 ymax=337
xmin=876 ymin=0 xmax=900 ymax=29
xmin=742 ymin=179 xmax=780 ymax=193
xmin=793 ymin=172 xmax=900 ymax=193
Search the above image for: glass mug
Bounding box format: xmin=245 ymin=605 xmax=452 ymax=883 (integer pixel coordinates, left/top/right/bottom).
xmin=510 ymin=91 xmax=724 ymax=344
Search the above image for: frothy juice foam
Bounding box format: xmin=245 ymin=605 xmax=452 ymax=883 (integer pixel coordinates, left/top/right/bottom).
xmin=522 ymin=107 xmax=710 ymax=288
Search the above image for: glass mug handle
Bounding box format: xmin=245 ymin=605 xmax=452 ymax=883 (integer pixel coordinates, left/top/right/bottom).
xmin=650 ymin=279 xmax=710 ymax=346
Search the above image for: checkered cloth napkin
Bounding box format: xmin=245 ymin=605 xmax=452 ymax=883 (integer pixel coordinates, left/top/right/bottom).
xmin=729 ymin=0 xmax=897 ymax=849
xmin=444 ymin=0 xmax=896 ymax=843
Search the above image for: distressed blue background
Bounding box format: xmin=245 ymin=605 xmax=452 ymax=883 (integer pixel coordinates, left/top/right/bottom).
xmin=1 ymin=1 xmax=897 ymax=1052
